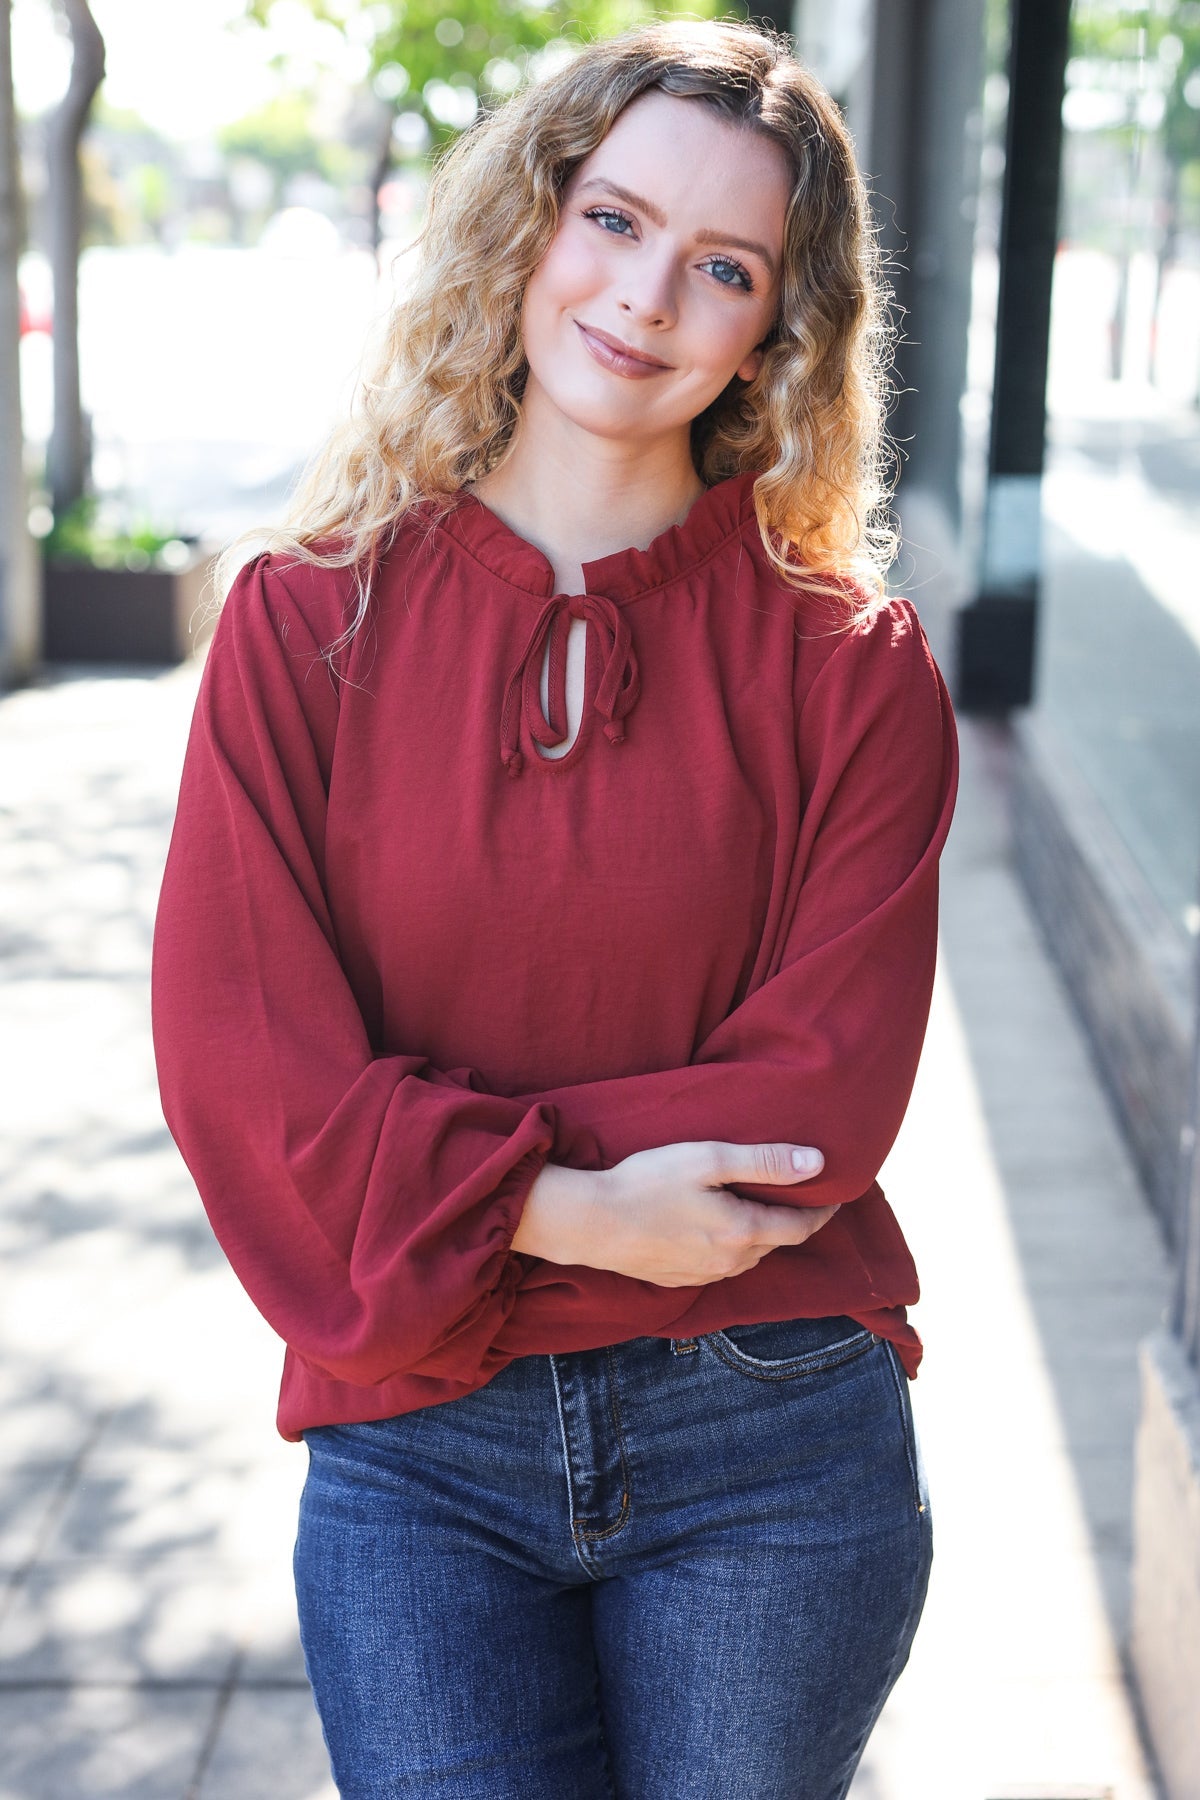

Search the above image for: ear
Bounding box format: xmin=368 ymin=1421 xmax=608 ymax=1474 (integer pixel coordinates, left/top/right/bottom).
xmin=736 ymin=345 xmax=765 ymax=383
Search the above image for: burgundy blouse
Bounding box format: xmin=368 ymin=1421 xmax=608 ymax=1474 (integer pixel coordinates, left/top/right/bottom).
xmin=151 ymin=468 xmax=960 ymax=1443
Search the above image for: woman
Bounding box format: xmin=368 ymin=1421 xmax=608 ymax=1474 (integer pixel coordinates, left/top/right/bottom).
xmin=152 ymin=16 xmax=959 ymax=1797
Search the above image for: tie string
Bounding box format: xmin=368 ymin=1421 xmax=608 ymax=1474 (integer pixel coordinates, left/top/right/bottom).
xmin=499 ymin=592 xmax=641 ymax=778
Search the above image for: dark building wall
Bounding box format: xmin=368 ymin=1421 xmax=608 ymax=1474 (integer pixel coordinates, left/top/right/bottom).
xmin=798 ymin=0 xmax=988 ymax=536
xmin=795 ymin=0 xmax=990 ymax=683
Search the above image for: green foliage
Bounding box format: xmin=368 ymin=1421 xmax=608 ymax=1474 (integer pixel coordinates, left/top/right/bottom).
xmin=1070 ymin=0 xmax=1200 ymax=170
xmin=241 ymin=0 xmax=732 ymax=161
xmin=41 ymin=494 xmax=191 ymax=572
xmin=130 ymin=162 xmax=173 ymax=226
xmin=219 ymin=91 xmax=325 ymax=183
xmin=217 ymin=88 xmax=370 ymax=199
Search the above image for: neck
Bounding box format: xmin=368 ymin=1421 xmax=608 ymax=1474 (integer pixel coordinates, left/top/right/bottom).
xmin=465 ymin=389 xmax=706 ymax=577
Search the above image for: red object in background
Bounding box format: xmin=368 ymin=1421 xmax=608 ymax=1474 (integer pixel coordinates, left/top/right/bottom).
xmin=18 ymin=271 xmax=53 ymax=337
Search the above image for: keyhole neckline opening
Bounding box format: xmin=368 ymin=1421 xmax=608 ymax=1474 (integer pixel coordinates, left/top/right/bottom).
xmin=499 ymin=588 xmax=639 ymax=779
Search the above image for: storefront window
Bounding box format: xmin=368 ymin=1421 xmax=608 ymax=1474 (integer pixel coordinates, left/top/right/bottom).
xmin=1040 ymin=1 xmax=1200 ymax=948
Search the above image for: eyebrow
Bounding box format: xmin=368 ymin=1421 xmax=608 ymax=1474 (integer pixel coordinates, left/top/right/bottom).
xmin=573 ymin=177 xmax=779 ymax=279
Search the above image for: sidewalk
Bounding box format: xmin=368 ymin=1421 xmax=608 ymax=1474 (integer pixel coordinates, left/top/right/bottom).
xmin=0 ymin=657 xmax=1170 ymax=1799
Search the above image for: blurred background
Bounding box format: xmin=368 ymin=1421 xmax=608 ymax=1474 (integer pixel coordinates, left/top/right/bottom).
xmin=2 ymin=1 xmax=1200 ymax=1796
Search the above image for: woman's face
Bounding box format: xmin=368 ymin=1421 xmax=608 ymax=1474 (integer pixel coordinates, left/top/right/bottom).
xmin=518 ymin=89 xmax=791 ymax=450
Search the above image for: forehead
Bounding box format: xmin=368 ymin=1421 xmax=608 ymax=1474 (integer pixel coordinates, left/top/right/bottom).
xmin=570 ymin=90 xmax=792 ymax=218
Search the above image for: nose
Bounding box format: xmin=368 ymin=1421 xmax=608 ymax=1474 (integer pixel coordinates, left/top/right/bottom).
xmin=617 ymin=244 xmax=678 ymax=330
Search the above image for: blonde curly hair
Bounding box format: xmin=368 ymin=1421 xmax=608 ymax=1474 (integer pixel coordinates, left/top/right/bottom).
xmin=209 ymin=13 xmax=902 ymax=659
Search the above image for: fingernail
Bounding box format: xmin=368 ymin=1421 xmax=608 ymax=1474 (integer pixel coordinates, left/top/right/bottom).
xmin=792 ymin=1148 xmax=822 ymax=1172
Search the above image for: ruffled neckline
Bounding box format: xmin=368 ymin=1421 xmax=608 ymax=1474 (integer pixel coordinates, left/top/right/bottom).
xmin=434 ymin=467 xmax=761 ymax=603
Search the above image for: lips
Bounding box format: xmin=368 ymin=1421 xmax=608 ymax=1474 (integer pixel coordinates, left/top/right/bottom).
xmin=575 ymin=319 xmax=672 ymax=371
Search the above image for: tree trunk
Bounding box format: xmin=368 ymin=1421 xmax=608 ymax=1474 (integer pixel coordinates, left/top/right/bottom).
xmin=369 ymin=104 xmax=392 ymax=279
xmin=1149 ymin=156 xmax=1178 ymax=394
xmin=0 ymin=0 xmax=40 ymax=681
xmin=45 ymin=0 xmax=104 ymax=521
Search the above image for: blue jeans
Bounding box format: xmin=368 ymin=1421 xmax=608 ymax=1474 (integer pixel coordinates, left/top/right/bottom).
xmin=293 ymin=1315 xmax=933 ymax=1799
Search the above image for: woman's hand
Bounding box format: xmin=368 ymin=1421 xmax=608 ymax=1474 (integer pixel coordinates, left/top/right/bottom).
xmin=514 ymin=1141 xmax=837 ymax=1286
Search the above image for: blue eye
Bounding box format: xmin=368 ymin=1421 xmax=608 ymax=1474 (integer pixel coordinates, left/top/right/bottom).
xmin=583 ymin=206 xmax=635 ymax=237
xmin=705 ymin=256 xmax=755 ymax=294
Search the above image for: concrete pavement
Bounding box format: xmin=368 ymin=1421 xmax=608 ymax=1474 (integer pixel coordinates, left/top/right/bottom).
xmin=0 ymin=653 xmax=1170 ymax=1798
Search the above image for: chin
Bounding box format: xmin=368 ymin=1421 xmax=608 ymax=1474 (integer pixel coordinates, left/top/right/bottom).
xmin=535 ymin=375 xmax=658 ymax=438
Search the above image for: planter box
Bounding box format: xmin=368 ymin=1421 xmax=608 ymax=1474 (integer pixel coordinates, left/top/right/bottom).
xmin=42 ymin=552 xmax=216 ymax=664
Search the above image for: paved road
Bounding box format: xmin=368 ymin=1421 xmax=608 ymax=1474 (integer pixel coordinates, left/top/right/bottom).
xmin=0 ymin=654 xmax=1170 ymax=1797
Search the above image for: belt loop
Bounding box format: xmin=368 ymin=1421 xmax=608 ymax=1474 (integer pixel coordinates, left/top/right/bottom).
xmin=670 ymin=1337 xmax=699 ymax=1356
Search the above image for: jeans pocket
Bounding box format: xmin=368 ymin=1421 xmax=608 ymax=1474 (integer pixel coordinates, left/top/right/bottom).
xmin=705 ymin=1313 xmax=879 ymax=1382
xmin=880 ymin=1338 xmax=930 ymax=1518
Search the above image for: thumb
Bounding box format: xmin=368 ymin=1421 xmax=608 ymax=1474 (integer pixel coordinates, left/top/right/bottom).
xmin=708 ymin=1142 xmax=825 ymax=1185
